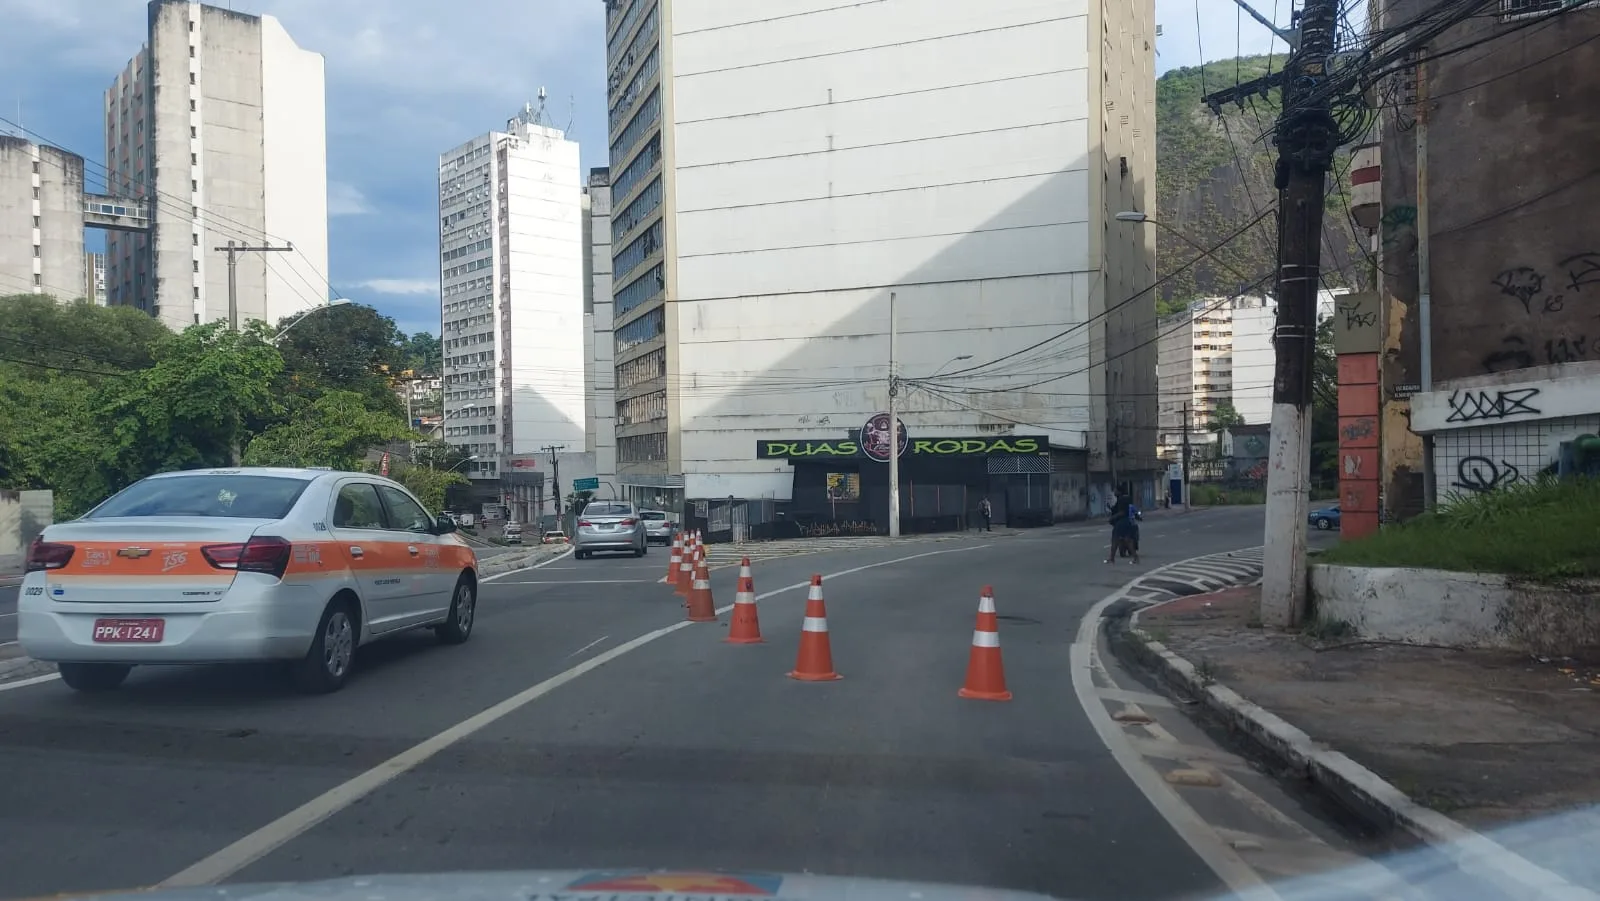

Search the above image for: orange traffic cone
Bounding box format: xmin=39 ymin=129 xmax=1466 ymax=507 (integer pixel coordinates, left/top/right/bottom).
xmin=675 ymin=543 xmax=694 ymax=597
xmin=725 ymin=557 xmax=763 ymax=644
xmin=958 ymin=586 xmax=1012 ymax=701
xmin=665 ymin=533 xmax=682 ymax=583
xmin=686 ymin=558 xmax=717 ymax=622
xmin=789 ymin=574 xmax=841 ymax=681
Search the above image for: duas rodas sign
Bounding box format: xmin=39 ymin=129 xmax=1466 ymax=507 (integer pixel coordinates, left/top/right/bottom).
xmin=756 ymin=436 xmax=1048 ymax=460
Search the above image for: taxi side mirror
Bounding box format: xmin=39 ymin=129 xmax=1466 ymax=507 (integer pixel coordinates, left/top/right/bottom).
xmin=432 ymin=517 xmax=457 ymax=535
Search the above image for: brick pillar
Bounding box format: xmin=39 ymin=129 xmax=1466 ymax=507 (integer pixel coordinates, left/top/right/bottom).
xmin=1334 ymin=292 xmax=1383 ymax=540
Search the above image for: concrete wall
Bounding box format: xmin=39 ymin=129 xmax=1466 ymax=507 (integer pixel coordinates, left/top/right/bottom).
xmin=1377 ymin=0 xmax=1600 ymax=517
xmin=0 ymin=139 xmax=85 ymax=300
xmin=1312 ymin=564 xmax=1600 ymax=656
xmin=1411 ymin=361 xmax=1600 ymax=500
xmin=0 ymin=490 xmax=54 ymax=573
xmin=259 ymin=12 xmax=329 ymax=323
xmin=666 ymin=0 xmax=1155 ymax=499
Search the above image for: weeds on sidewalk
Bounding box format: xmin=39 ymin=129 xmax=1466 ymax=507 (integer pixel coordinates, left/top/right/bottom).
xmin=1318 ymin=475 xmax=1600 ymax=582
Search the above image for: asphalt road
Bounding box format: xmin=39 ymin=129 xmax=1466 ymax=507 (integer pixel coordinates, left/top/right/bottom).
xmin=0 ymin=509 xmax=1284 ymax=901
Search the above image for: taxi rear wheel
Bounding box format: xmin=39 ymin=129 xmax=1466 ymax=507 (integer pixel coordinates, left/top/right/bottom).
xmin=435 ymin=574 xmax=476 ymax=645
xmin=58 ymin=662 xmax=131 ymax=692
xmin=291 ymin=598 xmax=357 ymax=694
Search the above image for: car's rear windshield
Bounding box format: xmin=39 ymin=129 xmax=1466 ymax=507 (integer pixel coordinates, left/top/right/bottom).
xmin=89 ymin=474 xmax=310 ymax=520
xmin=640 ymin=512 xmax=667 ymax=521
xmin=584 ymin=503 xmax=632 ymax=516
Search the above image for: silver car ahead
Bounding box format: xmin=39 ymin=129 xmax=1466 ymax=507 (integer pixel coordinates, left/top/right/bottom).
xmin=640 ymin=510 xmax=676 ymax=544
xmin=573 ymin=502 xmax=648 ymax=559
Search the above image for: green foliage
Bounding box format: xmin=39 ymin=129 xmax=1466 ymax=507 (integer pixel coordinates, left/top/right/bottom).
xmin=400 ymin=331 xmax=441 ymax=376
xmin=388 ymin=464 xmax=467 ymax=514
xmin=1319 ymin=477 xmax=1600 ymax=581
xmin=243 ymin=390 xmax=412 ymax=470
xmin=1310 ymin=318 xmax=1339 ymax=484
xmin=1156 ymin=56 xmax=1367 ymax=302
xmin=1 ymin=294 xmax=440 ymax=518
xmin=272 ymin=303 xmax=406 ymax=418
xmin=1209 ymin=401 xmax=1246 ymax=432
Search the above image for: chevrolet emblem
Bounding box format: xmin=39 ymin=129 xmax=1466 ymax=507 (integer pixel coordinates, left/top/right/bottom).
xmin=116 ymin=547 xmax=153 ymax=559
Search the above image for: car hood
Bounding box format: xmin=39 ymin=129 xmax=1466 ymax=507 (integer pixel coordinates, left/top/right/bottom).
xmin=27 ymin=871 xmax=1062 ymax=901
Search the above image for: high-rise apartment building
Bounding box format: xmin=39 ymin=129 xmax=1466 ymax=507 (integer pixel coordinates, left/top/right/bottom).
xmin=0 ymin=138 xmax=86 ymax=300
xmin=84 ymin=252 xmax=108 ymax=305
xmin=438 ymin=106 xmax=587 ymax=502
xmin=605 ymin=0 xmax=1159 ymax=522
xmin=104 ymin=0 xmax=328 ymax=330
xmin=1156 ymin=301 xmax=1235 ymax=462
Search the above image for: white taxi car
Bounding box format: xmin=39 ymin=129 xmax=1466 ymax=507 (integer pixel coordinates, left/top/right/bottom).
xmin=18 ymin=467 xmax=479 ymax=694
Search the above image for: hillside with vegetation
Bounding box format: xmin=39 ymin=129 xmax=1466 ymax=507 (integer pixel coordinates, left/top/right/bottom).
xmin=1155 ymin=55 xmax=1368 ymax=316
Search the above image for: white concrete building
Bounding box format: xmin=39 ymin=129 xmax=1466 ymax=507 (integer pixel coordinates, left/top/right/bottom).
xmin=584 ymin=168 xmax=618 ymax=496
xmin=1231 ymin=290 xmax=1346 ymax=425
xmin=104 ymin=0 xmax=328 ymax=330
xmin=84 ymin=252 xmax=108 ymax=305
xmin=0 ymin=138 xmax=86 ymax=300
xmin=438 ymin=105 xmax=587 ymax=506
xmin=605 ymin=0 xmax=1159 ymax=524
xmin=1156 ymin=300 xmax=1235 ymax=461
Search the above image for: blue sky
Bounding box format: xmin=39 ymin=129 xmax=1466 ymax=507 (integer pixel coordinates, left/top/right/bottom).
xmin=0 ymin=0 xmax=1291 ymax=337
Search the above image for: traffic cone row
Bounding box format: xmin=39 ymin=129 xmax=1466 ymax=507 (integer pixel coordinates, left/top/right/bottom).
xmin=662 ymin=532 xmax=1007 ymax=700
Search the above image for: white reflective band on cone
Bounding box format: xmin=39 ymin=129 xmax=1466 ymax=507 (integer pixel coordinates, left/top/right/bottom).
xmin=802 ymin=616 xmax=829 ymax=632
xmin=807 ymin=586 xmax=824 ymax=600
xmin=978 ymin=595 xmax=996 ymax=614
xmin=971 ymin=630 xmax=1000 ymax=648
xmin=734 ymin=593 xmax=755 ymax=605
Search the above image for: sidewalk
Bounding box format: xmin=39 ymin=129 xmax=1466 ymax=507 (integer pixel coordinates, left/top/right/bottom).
xmin=1122 ymin=584 xmax=1600 ymax=894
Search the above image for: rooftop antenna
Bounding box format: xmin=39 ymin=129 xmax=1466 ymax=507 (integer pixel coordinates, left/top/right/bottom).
xmin=565 ymin=94 xmax=575 ymax=135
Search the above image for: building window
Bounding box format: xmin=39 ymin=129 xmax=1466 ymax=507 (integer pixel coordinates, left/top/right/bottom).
xmin=193 ymin=233 xmax=199 ymax=246
xmin=190 ymin=126 xmax=197 ymax=138
xmin=193 ymin=287 xmax=200 ymax=299
xmin=193 ymin=261 xmax=199 ymax=273
xmin=189 ymin=45 xmax=195 ymax=58
xmin=615 ymin=306 xmax=664 ymax=353
xmin=189 ymin=73 xmax=196 ymax=84
xmin=190 ymin=100 xmax=196 ymax=111
xmin=191 ymin=153 xmax=198 ymax=164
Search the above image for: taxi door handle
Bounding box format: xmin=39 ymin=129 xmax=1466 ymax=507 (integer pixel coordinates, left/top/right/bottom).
xmin=407 ymin=546 xmax=420 ymax=556
xmin=349 ymin=546 xmax=364 ymax=558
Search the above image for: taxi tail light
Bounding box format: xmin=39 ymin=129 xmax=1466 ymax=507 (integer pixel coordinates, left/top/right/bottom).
xmin=619 ymin=518 xmax=638 ymax=527
xmin=577 ymin=519 xmax=593 ymax=528
xmin=202 ymin=536 xmax=293 ymax=579
xmin=25 ymin=538 xmax=74 ymax=572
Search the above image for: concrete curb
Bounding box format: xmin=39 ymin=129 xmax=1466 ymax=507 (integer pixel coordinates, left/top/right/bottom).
xmin=1121 ymin=598 xmax=1597 ymax=901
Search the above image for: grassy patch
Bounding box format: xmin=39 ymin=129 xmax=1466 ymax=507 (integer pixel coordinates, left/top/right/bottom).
xmin=1318 ymin=477 xmax=1600 ymax=581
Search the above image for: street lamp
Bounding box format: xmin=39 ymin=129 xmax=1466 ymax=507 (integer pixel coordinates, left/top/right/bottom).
xmin=445 ymin=454 xmax=479 ymax=474
xmin=927 ymin=354 xmax=973 ymax=379
xmin=270 ymin=298 xmax=352 ymax=345
xmin=1115 ymin=211 xmax=1262 ymax=287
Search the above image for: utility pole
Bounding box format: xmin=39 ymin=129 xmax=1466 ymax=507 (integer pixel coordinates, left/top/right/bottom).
xmin=215 ymin=239 xmax=294 ymax=331
xmin=1181 ymin=401 xmax=1192 ymax=506
xmin=1259 ymin=0 xmax=1340 ymax=629
xmin=543 ymin=444 xmax=566 ymax=521
xmin=886 ymin=291 xmax=902 ymax=538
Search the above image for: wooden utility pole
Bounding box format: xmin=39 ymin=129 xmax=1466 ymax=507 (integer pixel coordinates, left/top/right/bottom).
xmin=1259 ymin=0 xmax=1341 ymax=629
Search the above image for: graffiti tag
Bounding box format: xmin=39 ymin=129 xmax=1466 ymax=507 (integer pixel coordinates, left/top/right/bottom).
xmin=1340 ymin=418 xmax=1376 ymax=442
xmin=1559 ymin=252 xmax=1600 ymax=293
xmin=1492 ymin=267 xmax=1546 ymax=314
xmin=1336 ymin=300 xmax=1378 ymax=330
xmin=1482 ymin=335 xmax=1537 ymax=373
xmin=1545 ymin=335 xmax=1589 ymax=364
xmin=1444 ymin=387 xmax=1541 ymax=423
xmin=1450 ymin=456 xmax=1520 ymax=493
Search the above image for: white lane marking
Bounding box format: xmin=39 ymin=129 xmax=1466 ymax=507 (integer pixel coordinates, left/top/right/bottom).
xmin=1070 ymin=548 xmax=1279 ymax=898
xmin=479 ymin=548 xmax=573 ymax=583
xmin=0 ymin=672 xmax=60 ymax=693
xmin=0 ymin=612 xmax=15 ymax=619
xmin=159 ymin=541 xmax=992 ymax=888
xmin=566 ymin=635 xmax=610 ymax=658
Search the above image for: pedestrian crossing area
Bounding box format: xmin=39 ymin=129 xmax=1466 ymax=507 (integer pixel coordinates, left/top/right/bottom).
xmin=1121 ymin=546 xmax=1264 ymax=606
xmin=698 ymin=533 xmax=971 ymax=568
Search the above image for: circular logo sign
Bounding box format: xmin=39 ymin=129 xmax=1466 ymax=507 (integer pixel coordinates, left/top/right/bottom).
xmin=860 ymin=412 xmax=908 ymax=463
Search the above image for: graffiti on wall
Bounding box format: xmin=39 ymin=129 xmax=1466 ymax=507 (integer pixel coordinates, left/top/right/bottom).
xmin=1380 ymin=205 xmax=1417 ymax=255
xmin=1482 ymin=253 xmax=1600 ymax=373
xmin=1444 ymin=387 xmax=1542 ymax=424
xmin=1450 ymin=456 xmax=1521 ymax=493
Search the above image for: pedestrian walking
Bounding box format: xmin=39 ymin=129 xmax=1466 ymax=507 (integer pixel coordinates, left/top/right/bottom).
xmin=979 ymin=496 xmax=993 ymax=532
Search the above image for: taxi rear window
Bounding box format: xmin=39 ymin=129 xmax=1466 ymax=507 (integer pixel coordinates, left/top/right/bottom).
xmin=640 ymin=512 xmax=667 ymax=521
xmin=584 ymin=503 xmax=633 ymax=516
xmin=89 ymin=475 xmax=310 ymax=520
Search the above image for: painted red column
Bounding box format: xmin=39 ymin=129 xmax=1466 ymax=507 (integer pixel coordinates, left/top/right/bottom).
xmin=1337 ymin=353 xmax=1382 ymax=539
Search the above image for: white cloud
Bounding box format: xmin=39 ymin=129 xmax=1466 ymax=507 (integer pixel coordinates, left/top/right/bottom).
xmin=327 ymin=181 xmax=372 ymax=216
xmin=352 ymin=278 xmax=437 ymax=295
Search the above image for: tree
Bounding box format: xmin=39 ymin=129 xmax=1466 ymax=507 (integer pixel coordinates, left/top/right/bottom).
xmin=1209 ymin=401 xmax=1246 ymax=432
xmin=401 ymin=331 xmax=441 ymax=376
xmin=243 ymin=390 xmax=412 ymax=471
xmin=389 ymin=465 xmax=467 ymax=514
xmin=272 ymin=303 xmax=406 ymax=417
xmin=0 ymin=293 xmax=170 ymax=372
xmin=1310 ymin=318 xmax=1340 ymax=485
xmin=94 ymin=322 xmax=284 ymax=488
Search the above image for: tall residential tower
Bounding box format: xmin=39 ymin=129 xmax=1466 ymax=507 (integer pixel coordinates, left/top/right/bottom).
xmin=104 ymin=0 xmax=329 ymax=330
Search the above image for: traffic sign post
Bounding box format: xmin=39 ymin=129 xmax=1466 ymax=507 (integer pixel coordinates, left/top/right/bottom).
xmin=572 ymin=477 xmax=599 ymax=492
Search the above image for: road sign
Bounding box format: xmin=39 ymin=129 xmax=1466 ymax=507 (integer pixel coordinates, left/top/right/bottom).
xmin=572 ymin=477 xmax=599 ymax=491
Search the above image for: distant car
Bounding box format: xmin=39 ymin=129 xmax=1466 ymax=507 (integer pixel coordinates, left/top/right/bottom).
xmin=640 ymin=510 xmax=676 ymax=544
xmin=1309 ymin=504 xmax=1341 ymax=530
xmin=503 ymin=524 xmax=523 ymax=545
xmin=541 ymin=530 xmax=568 ymax=545
xmin=573 ymin=501 xmax=648 ymax=559
xmin=17 ymin=467 xmax=479 ymax=694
